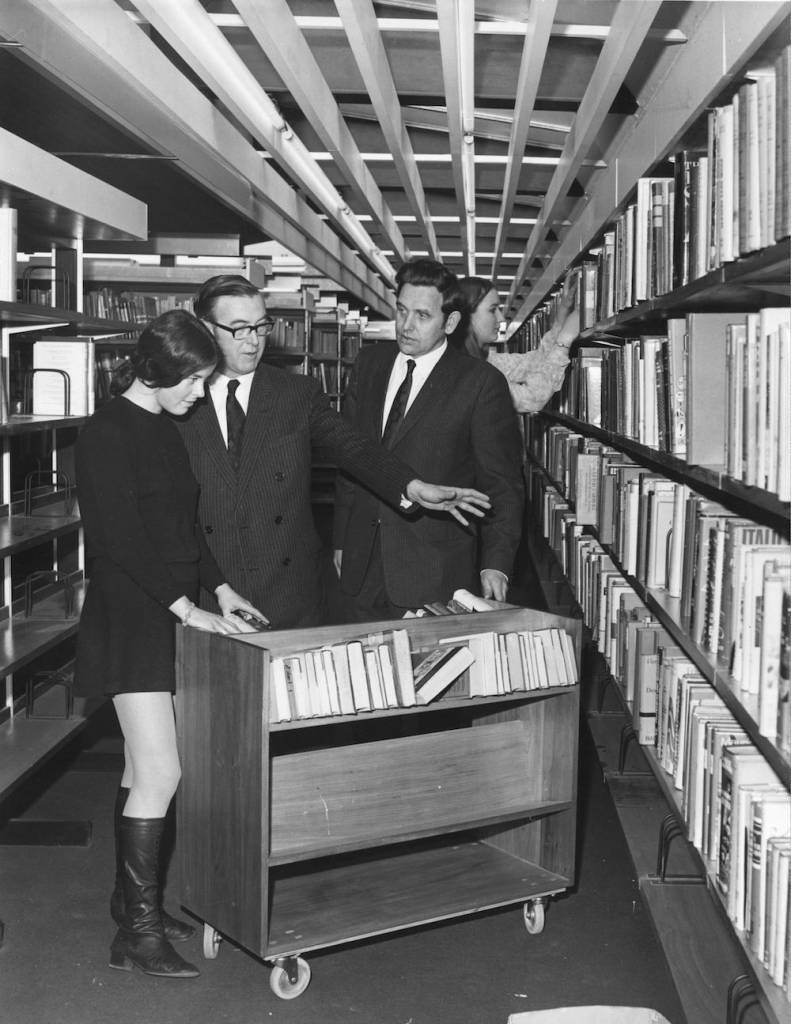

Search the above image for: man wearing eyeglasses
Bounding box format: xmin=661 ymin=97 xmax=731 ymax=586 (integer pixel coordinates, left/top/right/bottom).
xmin=177 ymin=274 xmax=490 ymax=629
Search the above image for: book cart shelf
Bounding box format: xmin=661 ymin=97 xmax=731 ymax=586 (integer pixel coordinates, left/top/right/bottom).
xmin=509 ymin=9 xmax=791 ymax=1022
xmin=175 ymin=606 xmax=581 ymax=1000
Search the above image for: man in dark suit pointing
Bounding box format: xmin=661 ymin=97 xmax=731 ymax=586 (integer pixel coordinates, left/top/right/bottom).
xmin=177 ymin=274 xmax=490 ymax=630
xmin=333 ymin=258 xmax=524 ymax=622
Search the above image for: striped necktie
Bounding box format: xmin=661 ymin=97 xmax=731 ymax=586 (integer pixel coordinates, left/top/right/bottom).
xmin=226 ymin=379 xmax=245 ymax=471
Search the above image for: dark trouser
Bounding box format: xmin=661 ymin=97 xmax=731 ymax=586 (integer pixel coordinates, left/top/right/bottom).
xmin=343 ymin=526 xmax=415 ymax=624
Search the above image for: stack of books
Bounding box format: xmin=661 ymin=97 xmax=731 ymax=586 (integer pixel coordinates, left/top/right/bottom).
xmin=268 ymin=622 xmax=578 ymax=724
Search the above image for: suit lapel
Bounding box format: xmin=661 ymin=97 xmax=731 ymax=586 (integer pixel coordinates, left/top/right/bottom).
xmin=235 ymin=365 xmax=278 ymax=499
xmin=368 ymin=347 xmax=398 ymax=439
xmin=391 ymin=345 xmax=459 ymax=448
xmin=189 ymin=392 xmax=237 ymax=490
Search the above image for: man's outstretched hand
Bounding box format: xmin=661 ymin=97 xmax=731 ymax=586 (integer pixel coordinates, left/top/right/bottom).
xmin=405 ymin=480 xmax=491 ymax=526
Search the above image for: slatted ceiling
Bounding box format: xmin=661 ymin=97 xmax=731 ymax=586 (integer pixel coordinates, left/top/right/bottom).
xmin=1 ymin=0 xmax=708 ymax=317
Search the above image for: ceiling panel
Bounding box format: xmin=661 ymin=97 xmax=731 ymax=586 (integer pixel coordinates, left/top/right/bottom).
xmin=2 ymin=0 xmax=734 ymax=318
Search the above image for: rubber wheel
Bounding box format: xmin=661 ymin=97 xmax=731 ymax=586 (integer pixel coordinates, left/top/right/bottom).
xmin=269 ymin=957 xmax=311 ymax=999
xmin=203 ymin=922 xmax=221 ymax=959
xmin=523 ymin=899 xmax=546 ymax=935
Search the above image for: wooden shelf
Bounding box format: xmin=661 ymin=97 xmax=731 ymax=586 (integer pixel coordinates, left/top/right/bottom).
xmin=0 ymin=580 xmax=85 ymax=679
xmin=0 ymin=507 xmax=80 ymax=559
xmin=270 ymin=683 xmax=576 ymax=733
xmin=589 ymin=724 xmax=786 ymax=1024
xmin=0 ymin=713 xmax=87 ymax=801
xmin=82 ymin=259 xmax=265 ymax=291
xmin=262 ymin=348 xmax=307 ymax=359
xmin=540 ymin=411 xmax=791 ymax=539
xmin=578 ymin=241 xmax=791 ymax=338
xmin=307 ymin=353 xmax=340 ymax=363
xmin=527 ymin=467 xmax=791 ymax=787
xmin=266 ymin=840 xmax=570 ymax=958
xmin=0 ymin=300 xmax=132 ymax=335
xmin=0 ymin=414 xmax=88 ymax=436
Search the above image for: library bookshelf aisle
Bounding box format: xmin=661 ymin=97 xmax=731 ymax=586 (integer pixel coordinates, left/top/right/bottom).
xmin=509 ymin=14 xmax=791 ymax=1024
xmin=0 ymin=133 xmax=148 ymax=946
xmin=262 ymin=290 xmax=363 ymax=410
xmin=174 ymin=606 xmax=581 ymax=1000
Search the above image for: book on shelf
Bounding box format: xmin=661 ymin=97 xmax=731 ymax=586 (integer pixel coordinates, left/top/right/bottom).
xmin=412 ymin=645 xmax=476 ymax=704
xmin=731 ymin=545 xmax=791 ymax=692
xmin=776 ymin=45 xmax=790 ymax=241
xmin=715 ymin=745 xmax=781 ymax=925
xmin=363 ymin=647 xmax=387 ymax=710
xmin=767 ymin=838 xmax=791 ymax=984
xmin=779 ymin=586 xmax=791 ymax=756
xmin=269 ymin=624 xmax=487 ymax=722
xmin=747 ymin=790 xmax=791 ymax=962
xmin=31 ymin=337 xmax=95 ymax=416
xmin=686 ymin=311 xmax=746 ymax=468
xmin=672 ymin=149 xmax=706 ymax=289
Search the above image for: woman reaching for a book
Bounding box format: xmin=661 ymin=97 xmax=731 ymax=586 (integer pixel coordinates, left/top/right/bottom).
xmin=73 ymin=309 xmax=264 ymax=980
xmin=451 ymin=274 xmax=580 ymax=413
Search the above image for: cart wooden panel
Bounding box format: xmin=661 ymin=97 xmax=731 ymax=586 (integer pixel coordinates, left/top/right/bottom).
xmin=175 ymin=608 xmax=581 ymax=967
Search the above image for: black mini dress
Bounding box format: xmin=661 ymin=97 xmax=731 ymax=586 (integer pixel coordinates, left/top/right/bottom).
xmin=74 ymin=397 xmax=225 ymax=697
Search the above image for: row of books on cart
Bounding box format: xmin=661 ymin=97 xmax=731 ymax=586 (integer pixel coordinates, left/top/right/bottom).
xmin=268 ymin=621 xmax=578 ymax=724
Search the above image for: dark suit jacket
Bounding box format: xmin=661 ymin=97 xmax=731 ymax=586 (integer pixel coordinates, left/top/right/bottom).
xmin=178 ymin=362 xmax=414 ymax=629
xmin=333 ymin=342 xmax=524 ymax=607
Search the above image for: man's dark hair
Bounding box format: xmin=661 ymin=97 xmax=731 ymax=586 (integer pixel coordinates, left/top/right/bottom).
xmin=395 ymin=258 xmax=463 ymax=319
xmin=193 ymin=274 xmax=261 ymax=321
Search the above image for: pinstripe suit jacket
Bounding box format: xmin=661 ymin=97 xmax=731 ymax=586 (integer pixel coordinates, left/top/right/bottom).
xmin=333 ymin=342 xmax=524 ymax=608
xmin=177 ymin=362 xmax=413 ymax=629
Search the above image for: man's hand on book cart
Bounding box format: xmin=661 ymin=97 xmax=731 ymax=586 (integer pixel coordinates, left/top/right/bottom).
xmin=405 ymin=480 xmax=491 ymax=527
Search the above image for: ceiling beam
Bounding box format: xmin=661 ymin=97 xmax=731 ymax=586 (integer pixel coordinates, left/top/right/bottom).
xmin=505 ymin=0 xmax=663 ymax=310
xmin=130 ymin=0 xmax=394 ymax=285
xmin=335 ymin=0 xmax=439 ymax=261
xmin=491 ymin=0 xmax=557 ymax=282
xmin=230 ymin=0 xmax=406 ymax=277
xmin=0 ymin=0 xmax=393 ymax=313
xmin=340 ymin=103 xmax=573 ymax=149
xmin=436 ymin=0 xmax=476 ymax=275
xmin=134 ymin=10 xmax=686 ymax=43
xmin=1 ymin=127 xmax=146 ymax=242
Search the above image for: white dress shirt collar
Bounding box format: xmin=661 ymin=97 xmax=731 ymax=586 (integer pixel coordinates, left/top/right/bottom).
xmin=208 ymin=370 xmax=255 ymax=444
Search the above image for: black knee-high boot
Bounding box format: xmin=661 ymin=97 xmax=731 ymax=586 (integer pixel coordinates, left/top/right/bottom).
xmin=109 ymin=816 xmax=199 ymax=978
xmin=111 ymin=787 xmax=194 ymax=942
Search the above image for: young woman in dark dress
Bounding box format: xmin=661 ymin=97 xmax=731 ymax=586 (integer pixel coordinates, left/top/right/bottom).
xmin=74 ymin=309 xmax=264 ymax=979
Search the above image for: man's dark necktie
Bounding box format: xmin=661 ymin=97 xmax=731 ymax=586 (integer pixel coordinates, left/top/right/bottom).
xmin=381 ymin=358 xmax=415 ymax=449
xmin=226 ymin=379 xmax=245 ymax=471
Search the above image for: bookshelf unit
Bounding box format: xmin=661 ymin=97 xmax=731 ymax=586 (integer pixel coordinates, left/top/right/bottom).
xmin=260 ymin=289 xmax=312 ymax=375
xmin=175 ymin=607 xmax=581 ymax=999
xmin=514 ymin=13 xmax=791 ymax=1022
xmin=0 ymin=138 xmax=144 ymax=802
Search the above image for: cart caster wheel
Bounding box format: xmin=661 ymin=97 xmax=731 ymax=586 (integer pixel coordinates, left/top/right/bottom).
xmin=202 ymin=923 xmax=222 ymax=959
xmin=523 ymin=898 xmax=546 ymax=935
xmin=269 ymin=957 xmax=311 ymax=1000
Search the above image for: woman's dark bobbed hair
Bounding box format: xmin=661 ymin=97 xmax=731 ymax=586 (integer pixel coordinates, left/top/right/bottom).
xmin=110 ymin=309 xmax=219 ymax=397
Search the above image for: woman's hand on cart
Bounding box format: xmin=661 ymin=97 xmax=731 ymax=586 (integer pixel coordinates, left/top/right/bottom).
xmin=215 ymin=584 xmax=270 ymax=632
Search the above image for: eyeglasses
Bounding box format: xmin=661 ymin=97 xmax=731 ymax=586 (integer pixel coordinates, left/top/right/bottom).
xmin=207 ymin=318 xmax=275 ymax=341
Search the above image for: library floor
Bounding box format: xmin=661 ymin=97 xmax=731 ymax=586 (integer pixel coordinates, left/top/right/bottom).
xmin=0 ymin=532 xmax=687 ymax=1024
